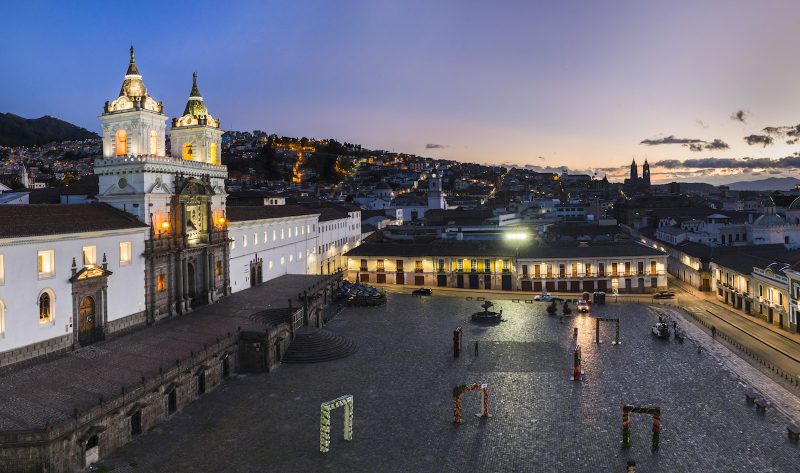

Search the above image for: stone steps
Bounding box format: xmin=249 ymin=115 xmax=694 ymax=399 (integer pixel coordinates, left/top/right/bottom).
xmin=283 ymin=328 xmax=358 ymax=363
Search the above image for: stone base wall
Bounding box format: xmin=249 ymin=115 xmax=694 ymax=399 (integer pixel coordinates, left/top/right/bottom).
xmin=0 ymin=336 xmax=238 ymax=473
xmin=104 ymin=311 xmax=147 ymax=339
xmin=0 ymin=334 xmax=72 ymax=374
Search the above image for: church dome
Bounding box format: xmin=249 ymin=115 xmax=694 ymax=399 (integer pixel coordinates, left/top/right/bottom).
xmin=104 ymin=47 xmax=162 ymax=114
xmin=172 ymin=73 xmax=219 ymax=128
xmin=788 ymin=195 xmax=800 ymax=210
xmin=753 ymin=213 xmax=785 ymax=227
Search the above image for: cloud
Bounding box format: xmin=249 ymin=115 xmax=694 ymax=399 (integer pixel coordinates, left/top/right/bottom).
xmin=425 ymin=143 xmax=447 ymax=149
xmin=537 ymin=156 xmax=546 ymax=161
xmin=731 ymin=109 xmax=746 ymax=122
xmin=640 ymin=135 xmax=729 ymax=152
xmin=743 ymin=134 xmax=773 ymax=147
xmin=696 ymin=120 xmax=709 ymax=128
xmin=761 ymin=124 xmax=800 ymax=144
xmin=653 ymin=155 xmax=800 ymax=170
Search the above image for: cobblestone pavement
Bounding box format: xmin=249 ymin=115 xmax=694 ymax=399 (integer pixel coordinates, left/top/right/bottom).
xmin=97 ymin=293 xmax=800 ymax=473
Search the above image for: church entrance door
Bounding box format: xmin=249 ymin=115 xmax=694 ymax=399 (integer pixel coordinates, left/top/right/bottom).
xmin=78 ymin=296 xmax=96 ymax=345
xmin=187 ymin=263 xmax=197 ymax=301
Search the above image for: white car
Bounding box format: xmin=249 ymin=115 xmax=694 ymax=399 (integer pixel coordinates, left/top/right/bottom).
xmin=534 ymin=293 xmax=563 ymax=302
xmin=577 ymin=301 xmax=590 ymax=312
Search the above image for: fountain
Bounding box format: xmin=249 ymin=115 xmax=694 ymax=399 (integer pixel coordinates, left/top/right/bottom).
xmin=471 ymin=300 xmax=503 ymax=323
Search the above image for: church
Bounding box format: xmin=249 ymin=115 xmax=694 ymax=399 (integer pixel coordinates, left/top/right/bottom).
xmin=623 ymin=158 xmax=651 ymax=192
xmin=0 ymin=48 xmax=361 ymax=371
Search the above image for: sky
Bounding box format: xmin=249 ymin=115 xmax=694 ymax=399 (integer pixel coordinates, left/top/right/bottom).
xmin=3 ymin=0 xmax=800 ymax=183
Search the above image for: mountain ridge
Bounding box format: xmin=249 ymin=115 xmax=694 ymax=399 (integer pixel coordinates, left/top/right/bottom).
xmin=0 ymin=112 xmax=98 ymax=147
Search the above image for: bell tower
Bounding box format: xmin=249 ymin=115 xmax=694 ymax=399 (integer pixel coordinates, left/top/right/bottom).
xmin=427 ymin=169 xmax=446 ymax=210
xmin=170 ymin=73 xmax=223 ymax=165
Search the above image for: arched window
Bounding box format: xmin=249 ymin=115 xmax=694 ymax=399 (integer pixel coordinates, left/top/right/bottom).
xmin=149 ymin=130 xmax=158 ymax=155
xmin=182 ymin=142 xmax=193 ymax=160
xmin=0 ymin=299 xmax=5 ymax=336
xmin=209 ymin=142 xmax=217 ymax=164
xmin=115 ymin=129 xmax=128 ymax=156
xmin=39 ymin=291 xmax=53 ymax=323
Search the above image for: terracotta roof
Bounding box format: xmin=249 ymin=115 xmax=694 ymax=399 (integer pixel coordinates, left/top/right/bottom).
xmin=227 ymin=205 xmax=319 ymax=222
xmin=0 ymin=203 xmax=148 ymax=238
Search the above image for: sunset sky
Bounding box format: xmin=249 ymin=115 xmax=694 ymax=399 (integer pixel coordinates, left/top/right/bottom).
xmin=3 ymin=0 xmax=800 ymax=183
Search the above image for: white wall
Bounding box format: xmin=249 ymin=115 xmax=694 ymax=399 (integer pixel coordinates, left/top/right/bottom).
xmin=0 ymin=229 xmax=147 ymax=353
xmin=228 ymin=215 xmax=318 ymax=292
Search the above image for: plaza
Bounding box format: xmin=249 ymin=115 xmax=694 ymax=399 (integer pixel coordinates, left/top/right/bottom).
xmin=97 ymin=292 xmax=799 ymax=472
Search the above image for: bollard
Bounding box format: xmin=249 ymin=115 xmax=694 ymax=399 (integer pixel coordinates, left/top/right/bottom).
xmin=474 ymin=340 xmax=479 ymax=356
xmin=453 ymin=327 xmax=462 ymax=358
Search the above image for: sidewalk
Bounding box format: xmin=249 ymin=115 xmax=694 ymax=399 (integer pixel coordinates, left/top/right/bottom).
xmin=669 ymin=277 xmax=800 ymax=345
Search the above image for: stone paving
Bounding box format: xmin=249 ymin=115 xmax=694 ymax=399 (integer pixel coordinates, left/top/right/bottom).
xmin=97 ymin=293 xmax=800 ymax=473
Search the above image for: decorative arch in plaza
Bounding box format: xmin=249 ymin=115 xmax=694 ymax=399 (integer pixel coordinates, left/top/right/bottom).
xmin=452 ymin=383 xmax=489 ymax=423
xmin=622 ymin=405 xmax=661 ymax=450
xmin=595 ymin=317 xmax=620 ymax=345
xmin=319 ymin=395 xmax=353 ymax=453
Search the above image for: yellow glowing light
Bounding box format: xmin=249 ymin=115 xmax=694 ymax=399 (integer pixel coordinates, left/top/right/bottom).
xmin=505 ymin=232 xmax=529 ymax=241
xmin=218 ymin=217 xmax=226 ymax=225
xmin=161 ymin=221 xmax=170 ymax=230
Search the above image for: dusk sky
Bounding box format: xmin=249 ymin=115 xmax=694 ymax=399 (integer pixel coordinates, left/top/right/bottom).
xmin=3 ymin=0 xmax=800 ymax=183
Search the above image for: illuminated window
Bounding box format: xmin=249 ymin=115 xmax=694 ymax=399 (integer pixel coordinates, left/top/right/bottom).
xmin=281 ymin=256 xmax=285 ymax=265
xmin=253 ymin=233 xmax=258 ymax=245
xmin=269 ymin=260 xmax=273 ymax=269
xmin=157 ymin=273 xmax=167 ymax=292
xmin=415 ymin=260 xmax=423 ymax=272
xmin=182 ymin=142 xmax=193 ymax=160
xmin=0 ymin=299 xmax=4 ymax=336
xmin=209 ymin=142 xmax=217 ymax=164
xmin=230 ymin=239 xmax=236 ymax=250
xmin=289 ymin=254 xmax=293 ymax=262
xmin=115 ymin=129 xmax=128 ymax=156
xmin=39 ymin=290 xmax=53 ymax=323
xmin=272 ymin=230 xmax=276 ymax=240
xmin=215 ymin=261 xmax=222 ymax=276
xmin=149 ymin=130 xmax=158 ymax=155
xmin=377 ymin=260 xmax=384 ymax=271
xmin=264 ymin=231 xmax=268 ymax=242
xmin=38 ymin=250 xmax=55 ymax=278
xmin=243 ymin=235 xmax=248 ymax=247
xmin=281 ymin=229 xmax=285 ymax=239
xmin=120 ymin=241 xmax=132 ymax=266
xmin=82 ymin=246 xmax=97 ymax=266
xmin=0 ymin=254 xmax=4 ymax=285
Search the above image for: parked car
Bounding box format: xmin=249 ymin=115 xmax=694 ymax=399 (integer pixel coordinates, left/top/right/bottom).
xmin=534 ymin=293 xmax=563 ymax=302
xmin=652 ymin=291 xmax=675 ymax=299
xmin=412 ymin=288 xmax=432 ymax=296
xmin=577 ymin=300 xmax=590 ymax=313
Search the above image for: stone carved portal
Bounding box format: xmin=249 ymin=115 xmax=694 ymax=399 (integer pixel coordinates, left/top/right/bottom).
xmin=78 ymin=296 xmax=96 ymax=346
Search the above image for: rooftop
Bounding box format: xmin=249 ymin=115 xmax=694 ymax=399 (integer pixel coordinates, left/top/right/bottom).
xmin=0 ymin=203 xmax=147 ymax=238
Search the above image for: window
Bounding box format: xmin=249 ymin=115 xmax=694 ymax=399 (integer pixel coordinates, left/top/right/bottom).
xmin=546 ymin=264 xmax=553 ymax=278
xmin=182 ymin=142 xmax=193 ymax=160
xmin=0 ymin=254 xmax=4 ymax=285
xmin=289 ymin=254 xmax=293 ymax=262
xmin=650 ymin=261 xmax=657 ymax=275
xmin=377 ymin=260 xmax=384 ymax=271
xmin=280 ymin=256 xmax=285 ymax=265
xmin=360 ymin=259 xmax=368 ymax=271
xmin=149 ymin=130 xmax=158 ymax=155
xmin=253 ymin=233 xmax=258 ymax=245
xmin=522 ymin=265 xmax=529 ymax=278
xmin=585 ymin=263 xmax=592 ymax=277
xmin=456 ymin=259 xmax=463 ymax=271
xmin=611 ymin=263 xmax=618 ymax=276
xmin=559 ymin=264 xmax=566 ymax=278
xmin=534 ymin=264 xmax=541 ymax=278
xmin=269 ymin=260 xmax=273 ymax=269
xmin=571 ymin=263 xmax=577 ymax=278
xmin=503 ymin=259 xmax=510 ymax=271
xmin=157 ymin=273 xmax=166 ymax=292
xmin=438 ymin=259 xmax=445 ymax=272
xmin=281 ymin=229 xmax=285 ymax=239
xmin=637 ymin=262 xmax=644 ymax=275
xmin=484 ymin=259 xmax=491 ymax=273
xmin=599 ymin=263 xmax=605 ymax=277
xmin=230 ymin=239 xmax=236 ymax=250
xmin=397 ymin=260 xmax=404 ymax=271
xmin=624 ymin=262 xmax=631 ymax=276
xmin=215 ymin=261 xmax=222 ymax=276
xmin=415 ymin=260 xmax=424 ymax=273
xmin=209 ymin=142 xmax=217 ymax=164
xmin=120 ymin=241 xmax=132 ymax=266
xmin=115 ymin=129 xmax=127 ymax=156
xmin=38 ymin=250 xmax=55 ymax=278
xmin=295 ymin=226 xmax=299 ymax=236
xmin=82 ymin=246 xmax=97 ymax=267
xmin=264 ymin=231 xmax=268 ymax=242
xmin=243 ymin=235 xmax=248 ymax=247
xmin=273 ymin=230 xmax=277 ymax=240
xmin=0 ymin=299 xmax=5 ymax=337
xmin=39 ymin=291 xmax=53 ymax=323
xmin=470 ymin=259 xmax=477 ymax=273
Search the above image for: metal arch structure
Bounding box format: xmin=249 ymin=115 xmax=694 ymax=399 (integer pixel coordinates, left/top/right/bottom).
xmin=452 ymin=383 xmax=489 ymax=423
xmin=319 ymin=395 xmax=353 ymax=453
xmin=595 ymin=317 xmax=620 ymax=345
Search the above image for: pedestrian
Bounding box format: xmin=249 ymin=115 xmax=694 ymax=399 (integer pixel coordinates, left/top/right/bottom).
xmin=672 ymin=321 xmax=677 ymax=332
xmin=711 ymin=326 xmax=716 ymax=338
xmin=559 ymin=316 xmax=563 ymax=324
xmin=474 ymin=340 xmax=479 ymax=356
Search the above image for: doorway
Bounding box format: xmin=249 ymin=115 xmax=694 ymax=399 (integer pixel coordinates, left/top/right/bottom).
xmin=187 ymin=263 xmax=197 ymax=300
xmin=78 ymin=296 xmax=96 ymax=346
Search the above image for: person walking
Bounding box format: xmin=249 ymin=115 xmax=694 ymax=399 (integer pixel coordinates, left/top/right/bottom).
xmin=711 ymin=326 xmax=716 ymax=338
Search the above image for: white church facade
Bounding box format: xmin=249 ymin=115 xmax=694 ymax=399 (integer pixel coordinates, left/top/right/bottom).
xmin=0 ymin=48 xmax=360 ymax=371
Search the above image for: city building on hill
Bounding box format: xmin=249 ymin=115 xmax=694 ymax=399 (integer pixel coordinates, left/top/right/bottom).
xmin=623 ymin=158 xmax=651 ymax=192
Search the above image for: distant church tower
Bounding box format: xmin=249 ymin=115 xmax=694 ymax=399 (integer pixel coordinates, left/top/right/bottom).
xmin=427 ymin=169 xmax=446 ymax=210
xmin=642 ymin=158 xmax=651 ymax=186
xmin=630 ymin=158 xmax=638 ymax=181
xmin=95 ymin=48 xmax=230 ymax=322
